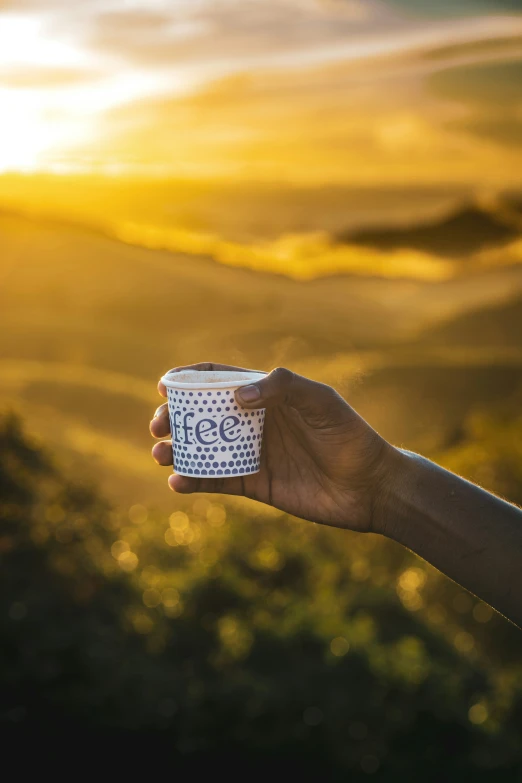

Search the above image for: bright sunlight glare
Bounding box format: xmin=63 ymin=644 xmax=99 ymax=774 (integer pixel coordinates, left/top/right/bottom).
xmin=0 ymin=14 xmax=92 ymax=171
xmin=0 ymin=14 xmax=88 ymax=68
xmin=0 ymin=13 xmax=191 ymax=172
xmin=0 ymin=90 xmax=56 ymax=171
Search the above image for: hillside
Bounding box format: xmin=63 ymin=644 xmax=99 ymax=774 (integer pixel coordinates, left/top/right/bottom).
xmin=424 ymin=296 xmax=522 ymax=348
xmin=338 ymin=203 xmax=521 ymax=257
xmin=2 ymin=211 xmax=522 ymax=504
xmin=348 ymin=294 xmax=522 ymax=450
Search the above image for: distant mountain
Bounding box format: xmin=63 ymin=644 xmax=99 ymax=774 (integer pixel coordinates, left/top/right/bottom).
xmin=338 ymin=203 xmax=521 ymax=257
xmin=347 ymin=294 xmax=522 ymax=451
xmin=389 ymin=0 xmax=522 ymax=13
xmin=424 ymin=296 xmax=522 ymax=349
xmin=2 ymin=210 xmax=522 ymax=497
xmin=504 ymin=192 xmax=522 ymax=216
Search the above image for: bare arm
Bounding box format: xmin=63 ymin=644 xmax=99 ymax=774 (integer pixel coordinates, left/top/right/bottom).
xmin=376 ymin=449 xmax=522 ymax=627
xmin=151 ymin=363 xmax=522 ymax=628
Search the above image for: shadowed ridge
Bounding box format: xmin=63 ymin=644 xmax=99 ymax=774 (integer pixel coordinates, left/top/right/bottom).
xmin=337 ymin=201 xmax=521 ymax=258
xmin=422 ymin=295 xmax=522 ymax=348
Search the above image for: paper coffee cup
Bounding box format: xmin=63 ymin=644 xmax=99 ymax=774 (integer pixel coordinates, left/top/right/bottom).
xmin=161 ymin=370 xmax=267 ymax=478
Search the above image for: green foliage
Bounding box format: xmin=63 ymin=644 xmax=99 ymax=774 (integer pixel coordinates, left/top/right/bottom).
xmin=441 ymin=411 xmax=522 ymax=506
xmin=0 ymin=413 xmax=521 ymax=779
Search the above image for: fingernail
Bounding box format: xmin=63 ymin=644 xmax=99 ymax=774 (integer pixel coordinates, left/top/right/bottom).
xmin=238 ymin=384 xmax=260 ymax=403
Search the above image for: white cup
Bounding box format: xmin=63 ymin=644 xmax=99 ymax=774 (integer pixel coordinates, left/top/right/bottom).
xmin=161 ymin=370 xmax=266 ymax=478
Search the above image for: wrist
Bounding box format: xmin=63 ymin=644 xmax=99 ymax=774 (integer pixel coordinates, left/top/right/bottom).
xmin=371 ymin=446 xmax=413 ymax=537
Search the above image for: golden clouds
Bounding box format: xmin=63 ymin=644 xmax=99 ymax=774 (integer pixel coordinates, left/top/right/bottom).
xmin=88 ymin=42 xmax=522 ymax=187
xmin=1 ymin=66 xmax=103 ymax=88
xmin=0 ymin=0 xmax=520 ymax=179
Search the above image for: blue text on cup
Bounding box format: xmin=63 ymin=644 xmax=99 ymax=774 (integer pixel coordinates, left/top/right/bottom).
xmin=172 ymin=411 xmax=241 ymax=446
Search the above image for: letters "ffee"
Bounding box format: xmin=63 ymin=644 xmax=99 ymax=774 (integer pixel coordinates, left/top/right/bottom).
xmin=172 ymin=411 xmax=241 ymax=446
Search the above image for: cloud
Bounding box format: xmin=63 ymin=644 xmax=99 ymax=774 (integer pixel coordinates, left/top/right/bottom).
xmin=79 ymin=38 xmax=522 ymax=185
xmin=1 ymin=66 xmax=104 ymax=88
xmin=0 ymin=0 xmax=100 ymax=8
xmin=428 ymin=60 xmax=522 ymax=148
xmin=2 ymin=0 xmax=521 ymax=178
xmin=388 ymin=0 xmax=522 ymax=18
xmin=428 ymin=59 xmax=522 ymax=105
xmin=74 ymin=0 xmax=522 ymax=85
xmin=3 ymin=0 xmax=521 ymax=80
xmin=83 ymin=0 xmax=385 ymax=70
xmin=454 ymin=115 xmax=522 ymax=147
xmin=415 ymin=34 xmax=522 ymax=65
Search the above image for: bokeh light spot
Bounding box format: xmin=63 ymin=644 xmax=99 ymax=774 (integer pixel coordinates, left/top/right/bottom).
xmin=469 ymin=703 xmax=488 ymax=725
xmin=330 ymin=636 xmax=350 ymax=657
xmin=454 ymin=631 xmax=475 ymax=654
xmin=164 ymin=528 xmax=179 ymax=547
xmin=45 ymin=504 xmax=65 ymax=524
xmin=169 ymin=510 xmax=190 ymax=531
xmin=142 ymin=588 xmax=162 ymax=608
xmin=129 ymin=504 xmax=148 ymax=524
xmin=473 ymin=603 xmax=494 ymax=623
xmin=111 ymin=539 xmax=130 ymax=559
xmin=162 ymin=588 xmax=180 ymax=608
xmin=207 ymin=504 xmax=226 ymax=527
xmin=117 ymin=550 xmax=138 ymax=572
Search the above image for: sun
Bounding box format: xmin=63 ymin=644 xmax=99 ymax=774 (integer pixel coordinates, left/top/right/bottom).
xmin=0 ymin=85 xmax=86 ymax=173
xmin=0 ymin=12 xmax=189 ymax=173
xmin=0 ymin=90 xmax=59 ymax=172
xmin=0 ymin=14 xmax=91 ymax=172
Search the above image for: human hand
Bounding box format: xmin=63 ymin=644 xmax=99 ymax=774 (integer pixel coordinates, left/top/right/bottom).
xmin=150 ymin=363 xmax=394 ymax=533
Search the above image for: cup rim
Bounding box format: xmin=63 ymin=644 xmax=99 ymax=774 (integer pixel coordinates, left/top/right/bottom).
xmin=161 ymin=369 xmax=267 ymax=390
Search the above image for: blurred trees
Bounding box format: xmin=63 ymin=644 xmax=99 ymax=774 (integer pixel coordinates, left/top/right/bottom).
xmin=1 ymin=412 xmax=521 ymax=779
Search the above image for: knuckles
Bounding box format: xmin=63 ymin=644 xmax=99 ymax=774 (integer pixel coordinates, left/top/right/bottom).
xmin=268 ymin=367 xmax=295 ymax=389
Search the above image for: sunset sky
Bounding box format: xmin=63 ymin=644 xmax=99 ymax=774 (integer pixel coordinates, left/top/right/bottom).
xmin=0 ymin=0 xmax=521 ymax=185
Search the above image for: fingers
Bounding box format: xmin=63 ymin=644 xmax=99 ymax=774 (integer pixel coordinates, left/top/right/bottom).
xmin=152 ymin=358 xmax=267 ymax=445
xmin=154 ymin=362 xmax=262 ymax=430
xmin=168 ymin=473 xmax=248 ymax=496
xmin=152 ymin=440 xmax=250 ymax=498
xmin=235 ymin=366 xmax=344 ymax=424
xmin=157 ymin=361 xmax=259 ymax=397
xmin=150 ymin=403 xmax=170 ymax=438
xmin=155 ymin=364 xmax=343 ymax=428
xmin=152 ymin=440 xmax=173 ymax=465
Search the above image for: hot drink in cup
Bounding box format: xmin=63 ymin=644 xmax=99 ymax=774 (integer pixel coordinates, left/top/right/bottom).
xmin=161 ymin=370 xmax=266 ymax=478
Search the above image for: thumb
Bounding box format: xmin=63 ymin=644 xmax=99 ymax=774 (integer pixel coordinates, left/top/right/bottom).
xmin=235 ymin=367 xmax=344 ymax=423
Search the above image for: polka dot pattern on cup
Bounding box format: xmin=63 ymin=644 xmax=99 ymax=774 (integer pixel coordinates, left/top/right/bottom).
xmin=166 ymin=386 xmax=265 ymax=477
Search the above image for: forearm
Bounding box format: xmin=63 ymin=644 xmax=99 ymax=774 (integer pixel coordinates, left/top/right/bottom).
xmin=376 ymin=448 xmax=522 ymax=627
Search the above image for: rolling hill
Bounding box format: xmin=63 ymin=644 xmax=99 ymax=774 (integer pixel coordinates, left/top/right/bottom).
xmin=425 ymin=296 xmax=522 ymax=348
xmin=338 ymin=202 xmax=521 ymax=257
xmin=2 ymin=210 xmax=522 ymax=505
